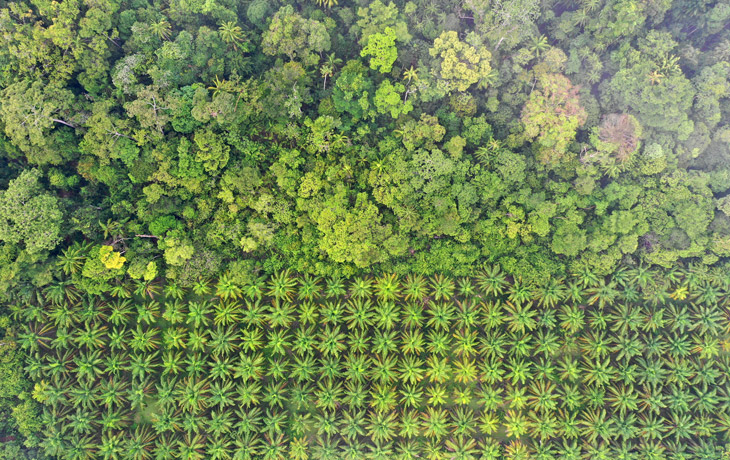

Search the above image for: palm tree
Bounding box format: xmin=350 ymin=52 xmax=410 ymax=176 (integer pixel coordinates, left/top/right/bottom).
xmin=403 ymin=65 xmax=418 ymax=85
xmin=162 ymin=299 xmax=186 ymax=325
xmin=429 ymin=274 xmax=455 ymax=300
xmin=187 ymin=300 xmax=212 ymax=328
xmin=129 ymin=325 xmax=160 ymax=352
xmin=586 ymin=279 xmax=618 ymax=308
xmin=235 ymin=352 xmax=264 ymax=382
xmin=374 ymin=273 xmax=400 ymax=301
xmin=534 ymin=277 xmax=565 ymax=307
xmin=507 ymin=279 xmax=533 ymax=305
xmin=108 ymin=299 xmax=133 ymax=326
xmin=373 ymin=300 xmax=399 ymax=330
xmin=176 ymin=377 xmax=210 ymax=415
xmin=192 ymin=277 xmax=212 ymax=296
xmin=265 ymin=329 xmax=290 ymax=357
xmin=150 ymin=18 xmax=172 ymax=40
xmin=107 ymin=326 xmax=130 ymax=352
xmin=177 ymin=433 xmax=206 ymax=460
xmin=320 ymin=63 xmax=334 ymax=90
xmin=99 ymin=430 xmax=124 ymax=459
xmin=349 ymin=276 xmax=373 ymax=299
xmin=129 ymin=352 xmax=158 ymax=381
xmin=315 ymin=0 xmax=339 ymax=8
xmin=219 ymin=21 xmax=245 ymax=50
xmin=18 ymin=322 xmax=54 ymax=351
xmin=74 ymin=322 xmax=108 ymax=349
xmin=504 ymin=410 xmax=529 ymax=439
xmin=57 ymin=241 xmax=91 ymax=275
xmin=213 ymin=300 xmax=241 ymax=327
xmin=266 ymin=299 xmax=295 ymax=328
xmin=161 ymin=350 xmax=183 ymax=376
xmin=216 ymin=273 xmax=242 ymax=300
xmin=421 ymin=407 xmax=449 ymax=440
xmin=267 ymin=270 xmax=297 ymax=301
xmin=45 ymin=280 xmax=80 ymax=305
xmin=48 ymin=302 xmax=80 ymax=329
xmin=232 ymin=432 xmax=261 ymax=459
xmin=297 ymin=274 xmax=321 ymax=300
xmin=163 ymin=282 xmax=185 ymax=300
xmin=504 ymin=301 xmax=537 ymax=334
xmin=323 ymin=275 xmax=346 ymax=298
xmin=134 ymin=279 xmax=161 ymax=299
xmin=426 ymin=301 xmax=454 ymax=332
xmin=402 ymin=274 xmax=429 ymax=302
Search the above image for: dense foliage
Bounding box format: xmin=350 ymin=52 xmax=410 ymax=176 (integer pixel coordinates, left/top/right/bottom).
xmin=0 ymin=0 xmax=728 ymax=292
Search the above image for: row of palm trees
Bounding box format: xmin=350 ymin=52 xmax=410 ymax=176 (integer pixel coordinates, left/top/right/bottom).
xmin=16 ymin=263 xmax=730 ymax=459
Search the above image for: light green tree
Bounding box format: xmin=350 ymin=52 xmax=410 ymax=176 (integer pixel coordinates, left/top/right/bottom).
xmin=0 ymin=169 xmax=64 ymax=254
xmin=360 ymin=27 xmax=398 ymax=74
xmin=428 ymin=31 xmax=493 ymax=93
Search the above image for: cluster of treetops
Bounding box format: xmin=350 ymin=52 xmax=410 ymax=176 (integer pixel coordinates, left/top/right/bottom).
xmin=0 ymin=0 xmax=729 ymax=295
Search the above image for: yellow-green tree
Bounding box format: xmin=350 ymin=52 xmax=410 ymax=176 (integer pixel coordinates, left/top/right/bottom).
xmin=520 ymin=73 xmax=587 ymax=164
xmin=428 ymin=31 xmax=492 ymax=93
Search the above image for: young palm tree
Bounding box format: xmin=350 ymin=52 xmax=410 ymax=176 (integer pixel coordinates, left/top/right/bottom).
xmin=534 ymin=277 xmax=565 ymax=307
xmin=475 ymin=264 xmax=508 ymax=297
xmin=129 ymin=351 xmax=159 ymax=381
xmin=266 ymin=299 xmax=295 ymax=328
xmin=191 ymin=277 xmax=212 ymax=296
xmin=402 ymin=274 xmax=429 ymax=302
xmin=504 ymin=301 xmax=537 ymax=334
xmin=108 ymin=299 xmax=133 ymax=326
xmin=213 ymin=300 xmax=241 ymax=327
xmin=267 ymin=269 xmax=297 ymax=301
xmin=187 ymin=300 xmax=212 ymax=329
xmin=297 ymin=274 xmax=321 ymax=301
xmin=429 ymin=274 xmax=455 ymax=301
xmin=349 ymin=276 xmax=373 ymax=299
xmin=324 ymin=275 xmax=346 ymax=298
xmin=374 ymin=273 xmax=400 ymax=301
xmin=216 ymin=273 xmax=242 ymax=300
xmin=136 ymin=301 xmax=160 ymax=326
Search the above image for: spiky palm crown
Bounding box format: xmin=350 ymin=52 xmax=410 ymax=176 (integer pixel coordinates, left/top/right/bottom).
xmin=15 ymin=266 xmax=730 ymax=459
